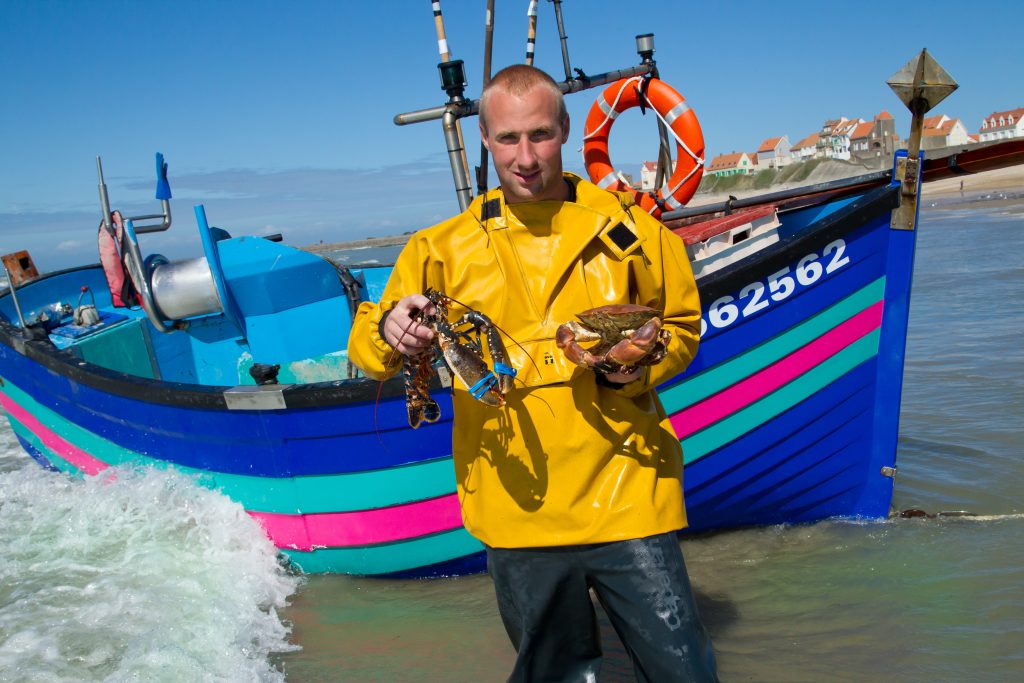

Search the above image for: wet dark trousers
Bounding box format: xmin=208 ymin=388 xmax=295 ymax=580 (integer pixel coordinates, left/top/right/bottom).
xmin=486 ymin=532 xmax=719 ymax=683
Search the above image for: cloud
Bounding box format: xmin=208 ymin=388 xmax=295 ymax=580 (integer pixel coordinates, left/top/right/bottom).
xmin=123 ymin=156 xmax=453 ymax=201
xmin=5 ymin=158 xmax=464 ymax=272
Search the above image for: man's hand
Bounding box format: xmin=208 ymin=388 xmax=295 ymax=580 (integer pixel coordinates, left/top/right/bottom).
xmin=381 ymin=293 xmax=436 ymax=356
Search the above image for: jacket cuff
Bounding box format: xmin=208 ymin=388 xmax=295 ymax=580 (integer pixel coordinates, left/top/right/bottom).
xmin=377 ymin=308 xmax=393 ymax=348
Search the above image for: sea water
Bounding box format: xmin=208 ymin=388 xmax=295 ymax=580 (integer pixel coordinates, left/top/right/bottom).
xmin=2 ymin=202 xmax=1022 ymax=682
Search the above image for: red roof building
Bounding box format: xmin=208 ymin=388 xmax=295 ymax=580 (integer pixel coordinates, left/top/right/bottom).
xmin=706 ymin=152 xmax=755 ymax=177
xmin=979 ymin=107 xmax=1024 ymax=142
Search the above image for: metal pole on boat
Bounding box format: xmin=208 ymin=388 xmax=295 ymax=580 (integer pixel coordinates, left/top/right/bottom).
xmin=550 ymin=0 xmax=574 ymax=83
xmin=98 ymin=154 xmax=173 ymax=234
xmin=525 ymin=0 xmax=538 ymax=66
xmin=431 ymin=0 xmax=473 ymax=209
xmin=476 ymin=0 xmax=496 ymax=195
xmin=634 ymin=34 xmax=673 ymax=197
xmin=396 ymin=64 xmax=653 ymax=126
xmin=97 ymin=156 xmax=112 ymax=233
xmin=886 ymin=49 xmax=958 ymax=230
xmin=443 ymin=102 xmax=473 ymax=210
xmin=1 ymin=261 xmax=28 ymax=329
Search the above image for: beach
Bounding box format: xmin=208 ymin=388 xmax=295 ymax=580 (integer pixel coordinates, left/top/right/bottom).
xmin=689 ymin=159 xmax=1024 ymax=210
xmin=921 ymin=163 xmax=1024 ymax=198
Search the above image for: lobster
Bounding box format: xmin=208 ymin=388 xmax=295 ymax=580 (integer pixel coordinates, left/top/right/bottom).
xmin=401 ymin=289 xmax=516 ymax=429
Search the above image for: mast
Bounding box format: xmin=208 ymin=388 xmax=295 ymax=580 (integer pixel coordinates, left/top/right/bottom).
xmin=431 ymin=0 xmax=474 ymax=209
xmin=550 ymin=0 xmax=573 ymax=82
xmin=395 ymin=4 xmax=657 ymax=211
xmin=476 ymin=0 xmax=496 ymax=195
xmin=525 ymin=0 xmax=538 ymax=66
xmin=886 ymin=49 xmax=958 ymax=230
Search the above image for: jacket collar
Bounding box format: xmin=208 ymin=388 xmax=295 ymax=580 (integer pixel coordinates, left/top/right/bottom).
xmin=468 ymin=173 xmax=640 ymax=234
xmin=466 ymin=173 xmax=647 ymax=315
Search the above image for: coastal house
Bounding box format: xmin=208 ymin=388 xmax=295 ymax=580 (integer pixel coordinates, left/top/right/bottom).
xmin=639 ymin=161 xmax=658 ymax=191
xmin=790 ymin=132 xmax=820 ymax=161
xmin=848 ymin=121 xmax=875 ymax=159
xmin=922 ymin=114 xmax=973 ymax=150
xmin=978 ymin=107 xmax=1024 ymax=142
xmin=707 ymin=152 xmax=754 ymax=177
xmin=850 ymin=111 xmax=901 ymax=163
xmin=755 ymin=136 xmax=792 ymax=169
xmin=817 ymin=117 xmax=865 ymax=161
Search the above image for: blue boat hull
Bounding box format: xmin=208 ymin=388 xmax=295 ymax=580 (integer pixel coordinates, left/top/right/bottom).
xmin=0 ymin=174 xmax=916 ymax=576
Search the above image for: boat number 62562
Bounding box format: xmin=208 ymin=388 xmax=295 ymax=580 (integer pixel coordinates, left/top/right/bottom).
xmin=700 ymin=238 xmax=851 ymax=336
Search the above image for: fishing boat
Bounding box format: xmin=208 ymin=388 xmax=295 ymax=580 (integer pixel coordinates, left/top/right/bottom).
xmin=2 ymin=6 xmax=1020 ymax=577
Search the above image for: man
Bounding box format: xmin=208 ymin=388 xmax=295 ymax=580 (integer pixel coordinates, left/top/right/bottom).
xmin=348 ymin=65 xmax=718 ymax=682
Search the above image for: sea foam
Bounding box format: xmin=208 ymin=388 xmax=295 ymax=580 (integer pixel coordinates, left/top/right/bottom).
xmin=0 ymin=428 xmax=301 ymax=682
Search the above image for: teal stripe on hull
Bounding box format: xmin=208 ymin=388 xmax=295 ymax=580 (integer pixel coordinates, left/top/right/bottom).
xmin=281 ymin=527 xmax=484 ymax=575
xmin=6 ymin=413 xmax=80 ymax=475
xmin=660 ymin=278 xmax=886 ymax=415
xmin=681 ymin=329 xmax=881 ymax=464
xmin=1 ymin=380 xmax=457 ymax=515
xmin=7 ymin=409 xmax=480 ymax=577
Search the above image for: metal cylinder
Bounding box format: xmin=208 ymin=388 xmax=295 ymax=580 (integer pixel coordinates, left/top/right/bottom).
xmin=150 ymin=257 xmax=223 ymax=321
xmin=635 ymin=33 xmax=655 ymax=57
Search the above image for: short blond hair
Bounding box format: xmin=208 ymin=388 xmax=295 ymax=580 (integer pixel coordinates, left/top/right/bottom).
xmin=479 ymin=64 xmax=568 ymax=131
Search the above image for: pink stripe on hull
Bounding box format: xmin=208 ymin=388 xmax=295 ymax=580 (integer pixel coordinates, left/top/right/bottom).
xmin=0 ymin=391 xmax=109 ymax=476
xmin=672 ymin=301 xmax=884 ymax=439
xmin=249 ymin=493 xmax=464 ymax=551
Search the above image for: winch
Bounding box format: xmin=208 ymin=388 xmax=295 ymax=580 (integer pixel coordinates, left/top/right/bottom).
xmin=74 ymin=286 xmax=101 ymax=327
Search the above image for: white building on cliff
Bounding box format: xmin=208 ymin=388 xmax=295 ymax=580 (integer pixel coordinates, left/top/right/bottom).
xmin=978 ymin=107 xmax=1024 ymax=142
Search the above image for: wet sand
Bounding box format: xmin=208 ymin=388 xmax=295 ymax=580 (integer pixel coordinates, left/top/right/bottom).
xmin=920 ymin=164 xmax=1024 ymax=212
xmin=921 ymin=163 xmax=1024 ymax=198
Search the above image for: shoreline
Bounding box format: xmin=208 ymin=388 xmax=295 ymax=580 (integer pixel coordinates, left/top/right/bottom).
xmin=305 ymin=165 xmax=1024 ymax=252
xmin=920 ymin=163 xmax=1024 ymax=199
xmin=918 ymin=164 xmax=1024 ymax=212
xmin=304 ymin=233 xmax=412 ymax=254
xmin=689 ymin=163 xmax=1024 ymax=209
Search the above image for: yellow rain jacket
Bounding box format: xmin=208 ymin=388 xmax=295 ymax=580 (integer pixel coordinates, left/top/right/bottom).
xmin=348 ymin=174 xmax=701 ymax=548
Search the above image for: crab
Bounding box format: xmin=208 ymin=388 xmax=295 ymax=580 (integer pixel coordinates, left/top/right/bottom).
xmin=555 ymin=304 xmax=672 ymax=374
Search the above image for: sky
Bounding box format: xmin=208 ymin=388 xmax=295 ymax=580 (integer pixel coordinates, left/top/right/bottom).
xmin=2 ymin=0 xmax=1022 ymax=272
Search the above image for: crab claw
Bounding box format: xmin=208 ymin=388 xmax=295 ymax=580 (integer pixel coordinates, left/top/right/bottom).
xmin=556 ymin=321 xmax=602 ymax=368
xmin=604 ymin=316 xmax=665 ymax=366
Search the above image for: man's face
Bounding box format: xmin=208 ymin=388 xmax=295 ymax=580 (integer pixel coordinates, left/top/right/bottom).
xmin=480 ymin=85 xmax=570 ymax=204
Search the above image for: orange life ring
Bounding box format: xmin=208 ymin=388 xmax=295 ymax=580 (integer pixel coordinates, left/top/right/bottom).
xmin=583 ymin=77 xmax=705 ymax=217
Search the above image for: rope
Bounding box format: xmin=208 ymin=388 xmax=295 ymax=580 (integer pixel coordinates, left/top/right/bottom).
xmin=581 ymin=76 xmax=644 ymax=141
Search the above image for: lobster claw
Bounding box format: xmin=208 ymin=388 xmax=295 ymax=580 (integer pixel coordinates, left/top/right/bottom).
xmin=405 ymin=351 xmax=442 ymax=429
xmin=408 ymin=397 xmax=441 ymax=429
